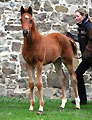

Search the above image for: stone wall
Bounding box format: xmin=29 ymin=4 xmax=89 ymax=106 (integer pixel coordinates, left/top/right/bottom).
xmin=0 ymin=0 xmax=92 ymax=100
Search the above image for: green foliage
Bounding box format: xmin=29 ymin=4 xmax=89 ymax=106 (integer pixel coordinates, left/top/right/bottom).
xmin=0 ymin=96 xmax=92 ymax=120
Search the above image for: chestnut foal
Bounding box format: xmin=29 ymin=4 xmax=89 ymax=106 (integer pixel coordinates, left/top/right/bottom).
xmin=20 ymin=6 xmax=80 ymax=113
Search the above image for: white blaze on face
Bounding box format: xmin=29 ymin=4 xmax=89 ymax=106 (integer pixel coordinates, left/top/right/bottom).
xmin=25 ymin=15 xmax=29 ymax=19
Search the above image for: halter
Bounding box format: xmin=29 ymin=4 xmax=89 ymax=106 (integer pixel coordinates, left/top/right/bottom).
xmin=86 ymin=45 xmax=92 ymax=52
xmin=22 ymin=24 xmax=32 ymax=29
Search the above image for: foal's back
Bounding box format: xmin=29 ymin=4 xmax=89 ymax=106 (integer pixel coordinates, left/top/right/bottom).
xmin=43 ymin=33 xmax=73 ymax=65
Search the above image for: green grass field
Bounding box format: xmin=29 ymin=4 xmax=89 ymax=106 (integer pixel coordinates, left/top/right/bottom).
xmin=0 ymin=96 xmax=92 ymax=120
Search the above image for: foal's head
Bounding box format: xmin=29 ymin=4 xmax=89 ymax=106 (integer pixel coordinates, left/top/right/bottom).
xmin=20 ymin=6 xmax=33 ymax=37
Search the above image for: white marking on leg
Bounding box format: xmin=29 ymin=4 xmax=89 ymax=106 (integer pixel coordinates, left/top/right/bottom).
xmin=39 ymin=105 xmax=43 ymax=112
xmin=75 ymin=97 xmax=80 ymax=109
xmin=60 ymin=98 xmax=67 ymax=109
xmin=29 ymin=105 xmax=34 ymax=111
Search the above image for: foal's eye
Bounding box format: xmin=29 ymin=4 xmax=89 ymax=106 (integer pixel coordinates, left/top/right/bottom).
xmin=30 ymin=19 xmax=32 ymax=24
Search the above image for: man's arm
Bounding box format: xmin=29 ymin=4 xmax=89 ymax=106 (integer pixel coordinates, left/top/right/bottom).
xmin=65 ymin=32 xmax=79 ymax=42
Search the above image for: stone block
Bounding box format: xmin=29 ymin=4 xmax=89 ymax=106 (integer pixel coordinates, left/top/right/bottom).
xmin=0 ymin=84 xmax=6 ymax=96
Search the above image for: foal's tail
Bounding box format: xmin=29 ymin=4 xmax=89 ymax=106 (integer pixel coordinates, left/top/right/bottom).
xmin=69 ymin=38 xmax=77 ymax=56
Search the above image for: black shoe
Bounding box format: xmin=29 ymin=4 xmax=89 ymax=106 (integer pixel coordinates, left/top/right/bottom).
xmin=71 ymin=100 xmax=87 ymax=105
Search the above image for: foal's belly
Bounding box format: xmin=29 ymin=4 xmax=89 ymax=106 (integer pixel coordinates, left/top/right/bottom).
xmin=44 ymin=44 xmax=61 ymax=64
xmin=44 ymin=52 xmax=61 ymax=65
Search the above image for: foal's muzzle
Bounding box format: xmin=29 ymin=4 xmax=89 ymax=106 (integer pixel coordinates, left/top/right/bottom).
xmin=23 ymin=30 xmax=28 ymax=37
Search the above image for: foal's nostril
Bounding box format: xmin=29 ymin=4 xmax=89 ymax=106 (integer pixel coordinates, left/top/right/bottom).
xmin=23 ymin=30 xmax=28 ymax=37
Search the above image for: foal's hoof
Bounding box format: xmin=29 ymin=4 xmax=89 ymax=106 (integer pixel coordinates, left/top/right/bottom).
xmin=60 ymin=106 xmax=64 ymax=109
xmin=76 ymin=104 xmax=80 ymax=110
xmin=60 ymin=106 xmax=64 ymax=111
xmin=60 ymin=104 xmax=65 ymax=109
xmin=29 ymin=108 xmax=33 ymax=111
xmin=29 ymin=106 xmax=34 ymax=111
xmin=76 ymin=107 xmax=80 ymax=110
xmin=36 ymin=111 xmax=43 ymax=115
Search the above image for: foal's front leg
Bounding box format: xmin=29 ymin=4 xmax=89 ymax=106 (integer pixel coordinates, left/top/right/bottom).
xmin=26 ymin=63 xmax=35 ymax=111
xmin=36 ymin=62 xmax=44 ymax=112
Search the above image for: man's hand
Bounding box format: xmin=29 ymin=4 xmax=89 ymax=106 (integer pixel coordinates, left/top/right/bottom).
xmin=65 ymin=32 xmax=74 ymax=38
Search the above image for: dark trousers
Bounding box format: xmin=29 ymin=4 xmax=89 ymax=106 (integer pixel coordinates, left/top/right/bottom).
xmin=75 ymin=60 xmax=91 ymax=101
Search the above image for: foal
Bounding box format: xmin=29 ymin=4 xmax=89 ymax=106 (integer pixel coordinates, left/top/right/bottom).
xmin=20 ymin=6 xmax=80 ymax=113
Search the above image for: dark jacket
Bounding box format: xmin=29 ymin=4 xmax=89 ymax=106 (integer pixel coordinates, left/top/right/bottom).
xmin=75 ymin=16 xmax=92 ymax=54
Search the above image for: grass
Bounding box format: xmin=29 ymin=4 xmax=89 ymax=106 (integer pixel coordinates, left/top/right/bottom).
xmin=0 ymin=96 xmax=92 ymax=120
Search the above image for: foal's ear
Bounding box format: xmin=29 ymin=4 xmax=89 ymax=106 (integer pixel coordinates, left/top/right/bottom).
xmin=20 ymin=6 xmax=25 ymax=15
xmin=28 ymin=6 xmax=32 ymax=16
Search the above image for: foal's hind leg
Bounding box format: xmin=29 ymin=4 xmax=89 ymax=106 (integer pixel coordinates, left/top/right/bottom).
xmin=26 ymin=63 xmax=35 ymax=111
xmin=66 ymin=64 xmax=80 ymax=109
xmin=60 ymin=70 xmax=67 ymax=109
xmin=53 ymin=59 xmax=67 ymax=109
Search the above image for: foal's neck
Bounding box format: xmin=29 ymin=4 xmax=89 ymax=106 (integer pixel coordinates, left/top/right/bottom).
xmin=30 ymin=21 xmax=40 ymax=41
xmin=24 ymin=20 xmax=40 ymax=48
